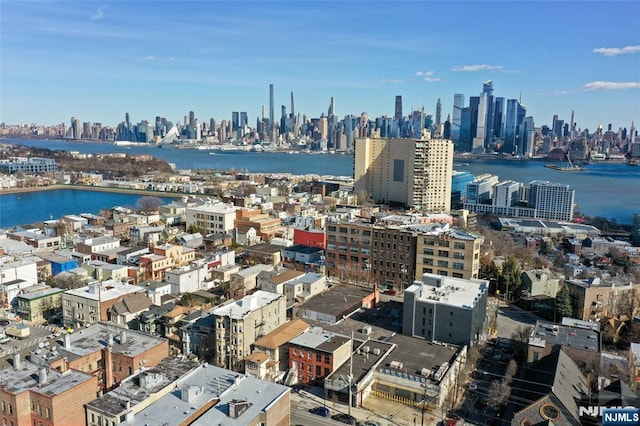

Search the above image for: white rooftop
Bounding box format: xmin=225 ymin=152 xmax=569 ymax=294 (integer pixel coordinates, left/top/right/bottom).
xmin=64 ymin=280 xmax=145 ymax=302
xmin=407 ymin=273 xmax=488 ymax=309
xmin=213 ymin=291 xmax=282 ymax=319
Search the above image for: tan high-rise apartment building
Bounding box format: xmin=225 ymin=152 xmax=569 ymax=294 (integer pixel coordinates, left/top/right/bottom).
xmin=354 ymin=136 xmax=454 ymax=212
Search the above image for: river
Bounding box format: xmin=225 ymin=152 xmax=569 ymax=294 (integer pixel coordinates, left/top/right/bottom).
xmin=2 ymin=138 xmax=639 ymax=225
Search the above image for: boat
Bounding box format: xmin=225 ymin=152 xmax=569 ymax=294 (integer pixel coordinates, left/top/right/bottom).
xmin=627 ymin=159 xmax=639 ymax=166
xmin=544 ymin=152 xmax=586 ymax=171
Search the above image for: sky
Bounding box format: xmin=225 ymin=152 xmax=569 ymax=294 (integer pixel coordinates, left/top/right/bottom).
xmin=2 ymin=1 xmax=639 ymax=132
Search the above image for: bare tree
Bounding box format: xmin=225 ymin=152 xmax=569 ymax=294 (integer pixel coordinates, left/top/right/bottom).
xmin=511 ymin=325 xmax=533 ymax=361
xmin=486 ymin=379 xmax=512 ymax=407
xmin=136 ymin=196 xmax=163 ymax=213
xmin=505 ymin=359 xmax=518 ymax=384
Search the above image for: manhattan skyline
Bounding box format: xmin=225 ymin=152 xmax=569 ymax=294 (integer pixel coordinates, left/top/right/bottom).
xmin=1 ymin=1 xmax=639 ymax=130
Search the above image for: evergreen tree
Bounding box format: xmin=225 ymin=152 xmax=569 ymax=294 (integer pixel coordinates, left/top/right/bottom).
xmin=555 ymin=285 xmax=573 ymax=320
xmin=500 ymin=255 xmax=521 ymax=302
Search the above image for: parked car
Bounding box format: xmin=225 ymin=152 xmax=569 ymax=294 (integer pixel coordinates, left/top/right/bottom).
xmin=357 ymin=421 xmax=382 ymax=426
xmin=332 ymin=413 xmax=358 ymax=425
xmin=383 ymin=289 xmax=397 ymax=296
xmin=309 ymin=406 xmax=330 ymax=417
xmin=0 ymin=335 xmax=10 ymax=344
xmin=469 ymin=381 xmax=479 ymax=391
xmin=0 ymin=319 xmax=10 ymax=327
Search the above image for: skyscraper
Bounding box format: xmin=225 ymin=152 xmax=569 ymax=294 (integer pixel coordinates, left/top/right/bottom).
xmin=269 ymin=84 xmax=274 ymax=129
xmin=394 ymin=95 xmax=403 ymax=121
xmin=290 ymin=91 xmax=295 ymax=117
xmin=451 ymin=94 xmax=464 ymax=143
xmin=492 ymin=97 xmax=505 ymax=139
xmin=435 ymin=98 xmax=442 ymax=130
xmin=354 ymin=135 xmax=454 ymax=212
xmin=328 ymin=97 xmax=335 ymax=117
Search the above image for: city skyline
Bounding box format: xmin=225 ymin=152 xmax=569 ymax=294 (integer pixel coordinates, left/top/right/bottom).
xmin=2 ymin=1 xmax=639 ymax=130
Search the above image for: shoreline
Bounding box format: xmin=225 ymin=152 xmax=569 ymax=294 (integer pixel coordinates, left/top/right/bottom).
xmin=0 ymin=184 xmax=186 ymax=198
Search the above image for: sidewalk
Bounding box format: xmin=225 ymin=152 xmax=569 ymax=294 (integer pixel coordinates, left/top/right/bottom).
xmin=297 ymin=385 xmax=445 ymax=426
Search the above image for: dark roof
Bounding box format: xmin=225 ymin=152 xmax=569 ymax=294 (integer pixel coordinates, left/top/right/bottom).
xmin=298 ymin=285 xmax=374 ymax=318
xmin=510 ymin=350 xmax=589 ymax=425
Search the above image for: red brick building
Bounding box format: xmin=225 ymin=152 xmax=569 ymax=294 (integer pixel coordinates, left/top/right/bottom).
xmin=288 ymin=328 xmax=352 ymax=385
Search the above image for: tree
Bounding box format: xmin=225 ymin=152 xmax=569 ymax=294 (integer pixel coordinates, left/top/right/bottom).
xmin=500 ymin=255 xmax=522 ymax=302
xmin=511 ymin=325 xmax=533 ymax=361
xmin=486 ymin=379 xmax=512 ymax=407
xmin=505 ymin=359 xmax=518 ymax=385
xmin=136 ymin=196 xmax=163 ymax=213
xmin=187 ymin=224 xmax=204 ymax=235
xmin=555 ymin=285 xmax=573 ymax=320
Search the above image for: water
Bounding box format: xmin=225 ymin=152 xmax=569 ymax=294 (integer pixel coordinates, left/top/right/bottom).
xmin=0 ymin=189 xmax=175 ymax=228
xmin=2 ymin=139 xmax=639 ymax=224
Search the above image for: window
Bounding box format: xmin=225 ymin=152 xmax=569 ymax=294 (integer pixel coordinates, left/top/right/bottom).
xmin=437 ymin=260 xmax=448 ymax=267
xmin=316 ymin=365 xmax=322 ymax=376
xmin=453 ymin=262 xmax=464 ymax=270
xmin=453 ymin=252 xmax=465 ymax=259
xmin=540 ymin=403 xmax=560 ymax=421
xmin=454 ymin=242 xmax=466 ymax=250
xmin=316 ymin=354 xmax=322 ymax=362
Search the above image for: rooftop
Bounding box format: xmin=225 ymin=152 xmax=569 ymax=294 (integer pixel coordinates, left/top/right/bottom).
xmin=212 ymin=291 xmax=282 ymax=320
xmin=0 ymin=358 xmax=95 ymax=397
xmin=406 ymin=274 xmax=488 ymax=309
xmin=86 ymin=357 xmax=200 ymax=417
xmin=17 ymin=286 xmax=65 ymax=300
xmin=120 ymin=364 xmax=289 ymax=426
xmin=289 ymin=327 xmax=350 ymax=353
xmin=254 ymin=319 xmax=310 ymax=350
xmin=297 ymin=284 xmax=374 ymax=318
xmin=36 ymin=323 xmax=167 ymax=363
xmin=64 ymin=280 xmax=145 ymax=302
xmin=529 ymin=320 xmax=600 ymax=352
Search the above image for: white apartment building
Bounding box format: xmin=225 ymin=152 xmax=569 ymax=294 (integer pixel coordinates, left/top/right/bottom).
xmin=185 ymin=203 xmax=238 ymax=235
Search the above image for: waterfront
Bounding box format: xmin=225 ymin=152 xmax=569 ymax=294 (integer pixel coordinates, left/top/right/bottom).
xmin=0 ymin=188 xmax=175 ymax=228
xmin=2 ymin=139 xmax=640 ymax=224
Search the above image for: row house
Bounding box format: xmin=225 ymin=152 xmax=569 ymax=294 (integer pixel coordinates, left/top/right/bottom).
xmin=213 ymin=291 xmax=286 ymax=371
xmin=235 ymin=208 xmax=282 ymax=243
xmin=288 ymin=328 xmax=352 ymax=385
xmin=62 ymin=280 xmax=146 ymax=328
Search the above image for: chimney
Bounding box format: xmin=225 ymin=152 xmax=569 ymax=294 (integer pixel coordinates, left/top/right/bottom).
xmin=119 ymin=329 xmax=127 ymax=344
xmin=108 ymin=332 xmax=114 ymax=346
xmin=63 ymin=333 xmax=71 ymax=350
xmin=12 ymin=353 xmax=21 ymax=370
xmin=39 ymin=367 xmax=48 ymax=385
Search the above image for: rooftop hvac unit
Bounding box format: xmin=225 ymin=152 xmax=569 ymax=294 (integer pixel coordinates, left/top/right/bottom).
xmin=420 ymin=368 xmax=432 ymax=377
xmin=372 ymin=347 xmax=381 ymax=355
xmin=363 ymin=346 xmax=370 ymax=353
xmin=389 ymin=360 xmax=403 ymax=370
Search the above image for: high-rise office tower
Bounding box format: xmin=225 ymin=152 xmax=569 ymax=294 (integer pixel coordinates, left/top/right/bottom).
xmin=189 ymin=111 xmax=195 ymax=126
xmin=520 ymin=116 xmax=535 ymax=157
xmin=435 ymin=98 xmax=442 ymax=129
xmin=570 ymin=110 xmax=575 ymax=141
xmin=328 ymin=97 xmax=335 ymax=117
xmin=232 ymin=112 xmax=240 ymax=130
xmin=344 ymin=115 xmax=354 ymax=151
xmin=459 ymin=107 xmax=472 ymax=153
xmin=451 ymin=94 xmax=464 ymax=143
xmin=269 ymin=84 xmax=274 ymax=129
xmin=475 ymin=94 xmax=488 ymax=152
xmin=493 ymin=97 xmax=505 ymax=139
xmin=482 ymin=81 xmax=494 ymax=144
xmin=504 ymin=99 xmax=526 ymax=154
xmin=240 ymin=112 xmax=248 ymax=128
xmin=290 ymin=91 xmax=295 ymax=117
xmin=631 ymin=121 xmax=636 ymax=144
xmin=394 ymin=96 xmax=403 ymax=121
xmin=354 ymin=135 xmax=453 ymax=212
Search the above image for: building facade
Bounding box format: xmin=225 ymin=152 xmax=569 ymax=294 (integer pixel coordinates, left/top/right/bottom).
xmin=403 ymin=273 xmax=489 ymax=346
xmin=354 ymin=136 xmax=453 ymax=212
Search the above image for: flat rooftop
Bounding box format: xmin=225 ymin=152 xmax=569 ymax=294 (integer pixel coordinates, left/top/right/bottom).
xmin=86 ymin=357 xmax=200 ymax=417
xmin=298 ymin=285 xmax=374 ymax=317
xmin=64 ymin=280 xmax=145 ymax=302
xmin=0 ymin=359 xmax=94 ymax=397
xmin=289 ymin=327 xmax=350 ymax=353
xmin=328 ymin=339 xmax=394 ymax=384
xmin=120 ymin=364 xmax=289 ymax=426
xmin=529 ymin=320 xmax=600 ymax=352
xmin=212 ymin=291 xmax=282 ymax=320
xmin=38 ymin=323 xmax=166 ymax=363
xmin=384 ymin=333 xmax=461 ymax=385
xmin=407 ymin=274 xmax=488 ymax=309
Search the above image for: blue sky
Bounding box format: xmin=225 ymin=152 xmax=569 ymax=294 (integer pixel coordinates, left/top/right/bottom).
xmin=2 ymin=1 xmax=639 ymax=132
